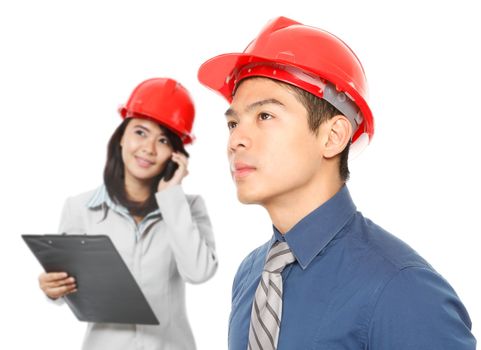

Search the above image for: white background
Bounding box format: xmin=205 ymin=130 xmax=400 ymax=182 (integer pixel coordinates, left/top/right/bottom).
xmin=1 ymin=0 xmax=479 ymax=348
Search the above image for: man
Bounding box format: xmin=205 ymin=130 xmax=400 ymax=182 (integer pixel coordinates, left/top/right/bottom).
xmin=198 ymin=16 xmax=476 ymax=349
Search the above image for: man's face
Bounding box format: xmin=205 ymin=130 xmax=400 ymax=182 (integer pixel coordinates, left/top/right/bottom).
xmin=226 ymin=78 xmax=325 ymax=206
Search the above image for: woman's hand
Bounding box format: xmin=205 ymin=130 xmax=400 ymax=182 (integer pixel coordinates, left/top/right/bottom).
xmin=157 ymin=152 xmax=189 ymax=192
xmin=39 ymin=272 xmax=77 ymax=300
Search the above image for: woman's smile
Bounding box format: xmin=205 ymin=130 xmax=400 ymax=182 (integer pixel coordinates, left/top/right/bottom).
xmin=135 ymin=155 xmax=155 ymax=168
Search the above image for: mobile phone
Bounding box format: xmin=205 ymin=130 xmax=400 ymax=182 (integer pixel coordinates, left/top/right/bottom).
xmin=163 ymin=160 xmax=178 ymax=181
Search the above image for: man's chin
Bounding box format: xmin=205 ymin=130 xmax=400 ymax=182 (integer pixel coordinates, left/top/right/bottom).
xmin=236 ymin=189 xmax=264 ymax=205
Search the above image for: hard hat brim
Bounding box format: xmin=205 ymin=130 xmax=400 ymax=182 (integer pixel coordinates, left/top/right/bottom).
xmin=198 ymin=52 xmax=374 ymax=143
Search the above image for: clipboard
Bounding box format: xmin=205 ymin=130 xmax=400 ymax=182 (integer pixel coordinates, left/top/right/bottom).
xmin=22 ymin=234 xmax=159 ymax=325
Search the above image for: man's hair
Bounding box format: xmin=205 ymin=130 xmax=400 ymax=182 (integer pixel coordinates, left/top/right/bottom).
xmin=103 ymin=117 xmax=189 ymax=217
xmin=279 ymin=81 xmax=351 ymax=182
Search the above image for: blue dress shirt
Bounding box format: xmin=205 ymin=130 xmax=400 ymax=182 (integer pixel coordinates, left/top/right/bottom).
xmin=229 ymin=186 xmax=476 ymax=349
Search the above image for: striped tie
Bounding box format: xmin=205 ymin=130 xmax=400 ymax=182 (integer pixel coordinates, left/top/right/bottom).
xmin=248 ymin=241 xmax=296 ymax=350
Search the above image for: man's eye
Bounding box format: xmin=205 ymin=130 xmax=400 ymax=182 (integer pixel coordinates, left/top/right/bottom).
xmin=227 ymin=121 xmax=238 ymax=130
xmin=135 ymin=130 xmax=146 ymax=136
xmin=159 ymin=137 xmax=169 ymax=144
xmin=259 ymin=112 xmax=273 ymax=120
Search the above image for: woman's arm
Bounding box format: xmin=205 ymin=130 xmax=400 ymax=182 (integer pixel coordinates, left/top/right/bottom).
xmin=156 ymin=185 xmax=218 ymax=284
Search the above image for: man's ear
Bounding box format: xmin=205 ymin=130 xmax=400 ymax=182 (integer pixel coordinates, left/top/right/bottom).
xmin=322 ymin=115 xmax=352 ymax=158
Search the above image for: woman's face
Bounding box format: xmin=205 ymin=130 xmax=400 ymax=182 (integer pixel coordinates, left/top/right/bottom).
xmin=120 ymin=118 xmax=173 ymax=186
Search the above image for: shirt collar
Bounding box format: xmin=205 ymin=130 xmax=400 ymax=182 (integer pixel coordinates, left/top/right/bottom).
xmin=87 ymin=184 xmax=117 ymax=210
xmin=273 ymin=185 xmax=357 ymax=270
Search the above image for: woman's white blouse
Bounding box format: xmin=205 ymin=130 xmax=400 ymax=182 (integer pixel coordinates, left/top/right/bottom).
xmin=56 ymin=184 xmax=218 ymax=350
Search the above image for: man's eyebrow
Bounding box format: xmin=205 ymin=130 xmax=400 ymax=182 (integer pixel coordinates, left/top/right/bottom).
xmin=224 ymin=107 xmax=237 ymax=118
xmin=246 ymin=98 xmax=285 ymax=112
xmin=224 ymin=98 xmax=285 ymax=118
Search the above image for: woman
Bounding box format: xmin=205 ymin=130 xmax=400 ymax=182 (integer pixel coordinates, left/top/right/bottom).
xmin=38 ymin=77 xmax=218 ymax=350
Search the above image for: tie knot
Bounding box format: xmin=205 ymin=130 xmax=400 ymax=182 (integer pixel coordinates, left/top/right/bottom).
xmin=264 ymin=241 xmax=296 ymax=273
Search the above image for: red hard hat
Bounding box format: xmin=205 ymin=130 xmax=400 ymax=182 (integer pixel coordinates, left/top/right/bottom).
xmin=198 ymin=16 xmax=374 ymax=153
xmin=119 ymin=78 xmax=195 ymax=144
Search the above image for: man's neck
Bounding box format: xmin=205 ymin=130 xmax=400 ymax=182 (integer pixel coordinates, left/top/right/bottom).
xmin=264 ymin=177 xmax=344 ymax=234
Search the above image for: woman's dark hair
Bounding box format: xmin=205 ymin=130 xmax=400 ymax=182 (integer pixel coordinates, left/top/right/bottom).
xmin=103 ymin=117 xmax=189 ymax=217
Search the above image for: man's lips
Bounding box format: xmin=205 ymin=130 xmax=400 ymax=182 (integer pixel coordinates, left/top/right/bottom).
xmin=135 ymin=156 xmax=155 ymax=168
xmin=231 ymin=162 xmax=256 ymax=179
